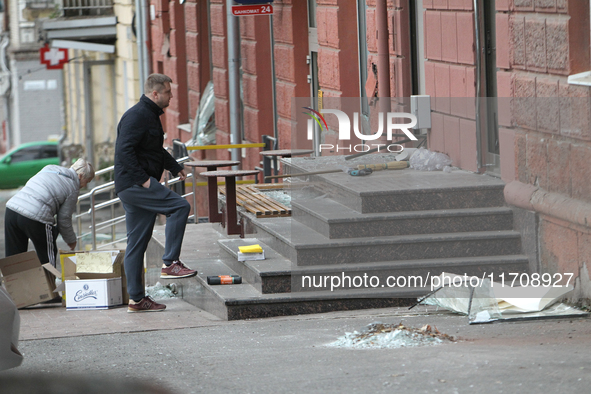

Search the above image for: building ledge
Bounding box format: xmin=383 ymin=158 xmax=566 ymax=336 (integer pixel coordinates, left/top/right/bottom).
xmin=567 ymin=71 xmax=591 ymax=87
xmin=178 ymin=123 xmax=192 ymax=133
xmin=42 ymin=16 xmax=117 ymax=42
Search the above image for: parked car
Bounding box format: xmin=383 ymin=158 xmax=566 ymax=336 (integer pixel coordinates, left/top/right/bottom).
xmin=0 ymin=141 xmax=60 ymax=189
xmin=0 ymin=286 xmax=23 ymax=371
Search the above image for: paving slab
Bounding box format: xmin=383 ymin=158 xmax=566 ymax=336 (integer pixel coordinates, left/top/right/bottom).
xmin=3 ymin=305 xmax=590 ymax=394
xmin=17 ymin=298 xmax=223 ymax=341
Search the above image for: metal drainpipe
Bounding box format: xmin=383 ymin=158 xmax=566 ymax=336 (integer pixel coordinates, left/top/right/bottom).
xmin=473 ymin=0 xmax=483 ymax=170
xmin=270 ymin=15 xmax=278 ymax=141
xmin=376 ymin=0 xmax=391 ymax=113
xmin=0 ymin=34 xmax=12 ymax=149
xmin=135 ymin=0 xmax=145 ymax=94
xmin=226 ymin=0 xmax=242 ymax=167
xmin=141 ymin=0 xmax=150 ymax=82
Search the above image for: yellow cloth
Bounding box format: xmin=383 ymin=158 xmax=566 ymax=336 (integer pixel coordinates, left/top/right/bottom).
xmin=239 ymin=244 xmax=263 ymax=253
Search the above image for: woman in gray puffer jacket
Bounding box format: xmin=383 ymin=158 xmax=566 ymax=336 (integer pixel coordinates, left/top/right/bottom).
xmin=4 ymin=158 xmax=95 ymax=267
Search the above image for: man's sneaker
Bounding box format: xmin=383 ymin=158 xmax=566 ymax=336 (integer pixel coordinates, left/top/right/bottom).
xmin=127 ymin=296 xmax=166 ymax=313
xmin=161 ymin=260 xmax=197 ymax=279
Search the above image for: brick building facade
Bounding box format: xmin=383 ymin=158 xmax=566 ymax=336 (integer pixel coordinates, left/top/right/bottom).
xmin=146 ymin=0 xmax=591 ymax=301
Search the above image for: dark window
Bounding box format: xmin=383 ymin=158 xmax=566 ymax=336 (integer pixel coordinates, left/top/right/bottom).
xmin=11 ymin=146 xmax=40 ymax=163
xmin=40 ymin=145 xmax=58 ymax=159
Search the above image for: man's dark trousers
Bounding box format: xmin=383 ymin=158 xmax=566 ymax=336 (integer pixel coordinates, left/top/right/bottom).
xmin=118 ymin=177 xmax=191 ymax=302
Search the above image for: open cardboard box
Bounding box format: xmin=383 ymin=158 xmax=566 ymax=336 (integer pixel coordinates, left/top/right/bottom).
xmin=0 ymin=251 xmax=61 ymax=309
xmin=58 ymin=250 xmax=135 ymax=304
xmin=65 ymin=277 xmax=123 ymax=310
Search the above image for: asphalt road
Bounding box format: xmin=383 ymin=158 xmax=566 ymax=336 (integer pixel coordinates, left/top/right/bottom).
xmin=1 ymin=309 xmax=591 ymax=394
xmin=1 ymin=191 xmax=591 ymax=394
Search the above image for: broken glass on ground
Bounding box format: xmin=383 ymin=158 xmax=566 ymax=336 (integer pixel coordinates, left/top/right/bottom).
xmin=256 ymin=190 xmax=291 ymax=208
xmin=145 ymin=282 xmax=178 ymax=300
xmin=420 ymin=273 xmax=588 ymax=324
xmin=326 ymin=322 xmax=455 ymax=349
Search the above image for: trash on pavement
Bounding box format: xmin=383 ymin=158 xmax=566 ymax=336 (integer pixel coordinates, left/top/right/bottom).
xmin=238 ymin=244 xmax=265 ymax=261
xmin=419 ymin=272 xmax=588 ymax=324
xmin=207 ymin=275 xmax=242 ymax=285
xmin=57 ymin=250 xmax=130 ymax=304
xmin=0 ymin=251 xmax=60 ymax=309
xmin=145 ymin=282 xmax=179 ymax=300
xmin=65 ymin=277 xmax=122 ymax=310
xmin=326 ymin=322 xmax=455 ymax=349
xmin=409 ymin=147 xmax=452 ymax=171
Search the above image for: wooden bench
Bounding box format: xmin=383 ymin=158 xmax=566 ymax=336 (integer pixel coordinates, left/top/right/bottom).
xmin=220 ymin=184 xmax=291 ymax=218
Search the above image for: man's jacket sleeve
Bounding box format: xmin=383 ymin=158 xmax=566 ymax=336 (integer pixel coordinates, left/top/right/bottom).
xmin=116 ymin=113 xmax=151 ymax=186
xmin=163 ymin=148 xmax=184 ymax=176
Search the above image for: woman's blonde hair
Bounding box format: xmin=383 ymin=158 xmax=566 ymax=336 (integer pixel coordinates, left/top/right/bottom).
xmin=71 ymin=158 xmax=95 ymax=182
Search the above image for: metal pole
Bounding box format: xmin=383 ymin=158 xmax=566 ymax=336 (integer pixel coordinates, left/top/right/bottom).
xmin=226 ymin=0 xmax=242 ymax=168
xmin=191 ymin=166 xmax=197 ymax=222
xmin=83 ymin=61 xmax=94 ymax=163
xmin=135 ymin=0 xmax=145 ymax=94
xmin=376 ymin=0 xmax=391 ymax=113
xmin=140 ymin=0 xmax=150 ymax=81
xmin=270 ymin=15 xmax=278 ymax=141
xmin=91 ymin=192 xmax=97 ymax=250
xmin=473 ymin=0 xmax=483 ymax=170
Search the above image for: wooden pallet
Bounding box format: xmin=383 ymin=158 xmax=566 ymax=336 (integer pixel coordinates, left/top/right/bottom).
xmin=219 ymin=184 xmax=291 ymax=217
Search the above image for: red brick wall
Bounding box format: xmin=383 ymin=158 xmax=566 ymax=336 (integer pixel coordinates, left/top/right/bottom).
xmin=422 ymin=0 xmax=591 ymax=293
xmin=149 ymin=0 xmax=189 ymax=144
xmin=497 ymin=0 xmax=590 ymax=192
xmin=422 ymin=0 xmax=478 ymax=171
xmin=239 ymin=14 xmax=274 ymax=174
xmin=315 ymin=0 xmax=362 ymax=156
xmin=495 ymin=0 xmax=591 ymax=295
xmin=185 ymin=0 xmax=211 ymax=132
xmin=209 ymin=0 xmax=230 ymax=162
xmin=273 ymin=0 xmax=311 ymax=152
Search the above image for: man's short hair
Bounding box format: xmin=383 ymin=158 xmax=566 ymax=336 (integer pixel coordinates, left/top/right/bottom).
xmin=145 ymin=74 xmax=172 ymax=94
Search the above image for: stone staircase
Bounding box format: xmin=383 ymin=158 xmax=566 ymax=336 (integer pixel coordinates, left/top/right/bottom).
xmin=147 ymin=156 xmax=529 ymax=320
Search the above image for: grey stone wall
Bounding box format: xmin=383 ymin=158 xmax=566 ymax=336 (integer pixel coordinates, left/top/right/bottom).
xmin=17 ymin=59 xmax=64 ymax=143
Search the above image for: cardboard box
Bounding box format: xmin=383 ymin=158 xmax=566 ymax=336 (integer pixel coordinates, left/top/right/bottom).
xmin=65 ymin=277 xmax=122 ymax=310
xmin=0 ymin=251 xmax=61 ymax=309
xmin=58 ymin=250 xmax=133 ymax=304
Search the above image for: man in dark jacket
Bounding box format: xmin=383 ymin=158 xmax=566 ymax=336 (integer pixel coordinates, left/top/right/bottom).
xmin=115 ymin=73 xmax=196 ymax=313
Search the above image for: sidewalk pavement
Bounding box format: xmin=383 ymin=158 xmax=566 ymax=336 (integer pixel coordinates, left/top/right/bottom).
xmin=2 ymin=191 xmax=591 ymax=393
xmin=2 ymin=298 xmax=591 ymax=394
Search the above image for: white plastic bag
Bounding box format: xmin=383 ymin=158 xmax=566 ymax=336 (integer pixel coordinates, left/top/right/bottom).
xmin=409 ymin=147 xmax=452 ymax=171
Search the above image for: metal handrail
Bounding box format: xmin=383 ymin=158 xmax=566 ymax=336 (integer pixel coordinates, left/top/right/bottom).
xmin=76 ymin=137 xmax=271 ymax=249
xmin=76 ymin=156 xmax=193 ymax=251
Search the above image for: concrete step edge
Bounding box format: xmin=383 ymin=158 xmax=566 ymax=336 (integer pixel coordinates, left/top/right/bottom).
xmin=221 ymin=286 xmax=430 ymax=305
xmin=254 ymin=217 xmax=522 ymax=248
xmin=291 ymin=199 xmax=513 ymax=223
xmin=290 ymin=255 xmax=530 ymax=273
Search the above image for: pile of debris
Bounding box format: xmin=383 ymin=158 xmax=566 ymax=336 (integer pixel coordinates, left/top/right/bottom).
xmin=145 ymin=282 xmax=178 ymax=300
xmin=327 ymin=322 xmax=455 ymax=349
xmin=419 ymin=272 xmax=588 ymax=324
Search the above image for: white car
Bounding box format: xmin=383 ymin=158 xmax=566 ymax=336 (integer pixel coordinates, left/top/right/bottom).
xmin=0 ymin=286 xmax=23 ymax=371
